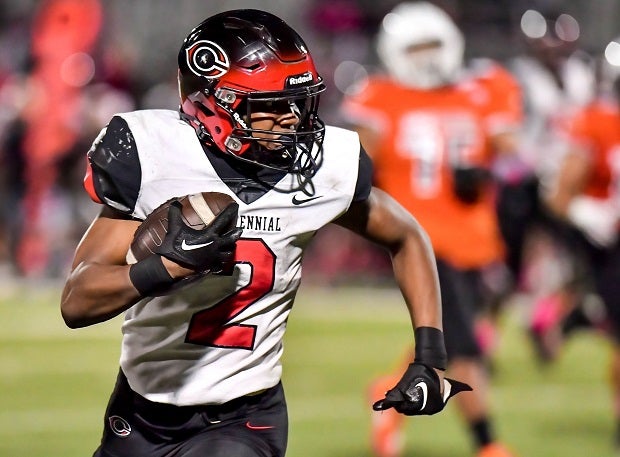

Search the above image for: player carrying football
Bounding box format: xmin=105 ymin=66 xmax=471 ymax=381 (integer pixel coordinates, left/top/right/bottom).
xmin=60 ymin=9 xmax=469 ymax=457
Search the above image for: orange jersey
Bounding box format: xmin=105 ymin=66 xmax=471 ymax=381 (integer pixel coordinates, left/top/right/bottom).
xmin=565 ymin=100 xmax=620 ymax=199
xmin=342 ymin=62 xmax=521 ymax=268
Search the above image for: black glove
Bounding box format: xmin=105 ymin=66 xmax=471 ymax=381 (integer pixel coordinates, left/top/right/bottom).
xmin=154 ymin=200 xmax=243 ymax=272
xmin=452 ymin=166 xmax=491 ymax=204
xmin=372 ymin=362 xmax=472 ymax=416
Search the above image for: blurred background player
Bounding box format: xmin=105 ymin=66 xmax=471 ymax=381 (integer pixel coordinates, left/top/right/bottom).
xmin=340 ymin=3 xmax=521 ymax=457
xmin=543 ymin=37 xmax=620 ymax=450
xmin=506 ymin=4 xmax=602 ymax=362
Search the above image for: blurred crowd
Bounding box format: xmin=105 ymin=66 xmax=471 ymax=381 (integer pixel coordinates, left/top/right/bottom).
xmin=0 ymin=0 xmax=615 ymax=284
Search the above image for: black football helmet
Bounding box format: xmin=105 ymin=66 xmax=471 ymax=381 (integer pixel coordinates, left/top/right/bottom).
xmin=178 ymin=9 xmax=326 ymax=177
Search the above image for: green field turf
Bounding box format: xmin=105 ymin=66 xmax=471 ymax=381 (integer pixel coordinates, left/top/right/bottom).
xmin=0 ymin=281 xmax=614 ymax=456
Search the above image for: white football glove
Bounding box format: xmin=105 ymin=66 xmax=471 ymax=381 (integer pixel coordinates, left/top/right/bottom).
xmin=566 ymin=196 xmax=619 ymax=248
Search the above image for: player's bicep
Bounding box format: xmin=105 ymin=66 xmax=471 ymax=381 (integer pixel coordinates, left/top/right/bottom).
xmin=335 ymin=187 xmax=420 ymax=251
xmin=71 ymin=206 xmax=141 ymax=270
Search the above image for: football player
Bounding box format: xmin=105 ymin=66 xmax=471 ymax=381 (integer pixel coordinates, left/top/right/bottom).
xmin=545 ymin=44 xmax=620 ymax=451
xmin=509 ymin=5 xmax=599 ymax=363
xmin=340 ymin=3 xmax=520 ymax=457
xmin=60 ymin=9 xmax=469 ymax=457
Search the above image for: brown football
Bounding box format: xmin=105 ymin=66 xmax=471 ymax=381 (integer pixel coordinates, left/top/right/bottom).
xmin=126 ymin=192 xmax=237 ymax=264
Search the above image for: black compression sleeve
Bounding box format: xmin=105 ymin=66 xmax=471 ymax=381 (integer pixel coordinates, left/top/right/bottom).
xmin=414 ymin=327 xmax=448 ymax=370
xmin=129 ymin=255 xmax=175 ymax=296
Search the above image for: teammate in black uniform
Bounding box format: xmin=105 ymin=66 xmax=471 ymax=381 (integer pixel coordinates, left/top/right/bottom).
xmin=61 ymin=9 xmax=469 ymax=457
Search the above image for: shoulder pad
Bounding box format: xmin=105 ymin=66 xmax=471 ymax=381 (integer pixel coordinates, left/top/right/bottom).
xmin=84 ymin=116 xmax=141 ymax=213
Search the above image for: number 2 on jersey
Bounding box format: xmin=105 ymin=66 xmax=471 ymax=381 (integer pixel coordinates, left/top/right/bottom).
xmin=185 ymin=239 xmax=275 ymax=350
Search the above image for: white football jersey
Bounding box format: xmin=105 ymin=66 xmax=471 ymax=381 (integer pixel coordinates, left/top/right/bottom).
xmin=89 ymin=109 xmax=363 ymax=406
xmin=509 ymin=53 xmax=596 ymax=180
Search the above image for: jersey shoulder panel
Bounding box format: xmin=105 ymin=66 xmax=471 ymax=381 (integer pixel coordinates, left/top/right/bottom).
xmin=567 ymin=100 xmax=618 ymax=142
xmin=120 ymin=109 xmax=223 ymax=220
xmin=85 ymin=115 xmax=141 ymax=213
xmin=465 ymin=59 xmax=523 ymax=132
xmin=463 ymin=60 xmax=518 ymax=97
xmin=319 ymin=125 xmax=363 ymax=209
xmin=340 ymin=75 xmax=396 ymax=130
xmin=345 ymin=75 xmax=393 ymax=103
xmin=322 ymin=125 xmax=361 ymax=164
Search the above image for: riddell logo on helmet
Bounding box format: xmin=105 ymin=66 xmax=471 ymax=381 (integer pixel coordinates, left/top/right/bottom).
xmin=233 ymin=112 xmax=247 ymax=129
xmin=286 ymin=72 xmax=313 ymax=87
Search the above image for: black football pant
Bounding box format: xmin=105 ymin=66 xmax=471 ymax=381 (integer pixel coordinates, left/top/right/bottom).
xmin=436 ymin=258 xmax=485 ymax=360
xmin=94 ymin=370 xmax=288 ymax=457
xmin=577 ymin=234 xmax=620 ymax=341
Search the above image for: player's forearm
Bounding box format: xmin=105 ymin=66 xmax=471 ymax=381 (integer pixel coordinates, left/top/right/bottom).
xmin=341 ymin=188 xmax=443 ymax=329
xmin=391 ymin=227 xmax=443 ymax=331
xmin=61 ymin=261 xmax=140 ymax=328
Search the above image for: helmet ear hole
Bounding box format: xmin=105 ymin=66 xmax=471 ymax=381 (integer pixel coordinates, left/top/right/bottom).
xmin=196 ymin=103 xmax=215 ymax=118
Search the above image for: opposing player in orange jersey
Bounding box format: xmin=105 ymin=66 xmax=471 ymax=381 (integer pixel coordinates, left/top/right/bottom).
xmin=341 ymin=3 xmax=521 ymax=457
xmin=545 ymin=48 xmax=620 ymax=451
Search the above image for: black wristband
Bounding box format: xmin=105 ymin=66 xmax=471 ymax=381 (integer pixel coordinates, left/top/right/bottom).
xmin=414 ymin=326 xmax=448 ymax=370
xmin=129 ymin=255 xmax=175 ymax=297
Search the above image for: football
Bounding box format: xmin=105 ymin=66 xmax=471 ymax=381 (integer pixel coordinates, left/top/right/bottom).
xmin=126 ymin=192 xmax=237 ymax=264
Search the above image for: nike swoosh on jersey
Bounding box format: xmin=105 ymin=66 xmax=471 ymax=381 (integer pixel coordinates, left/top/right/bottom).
xmin=245 ymin=421 xmax=275 ymax=430
xmin=181 ymin=239 xmax=214 ymax=251
xmin=414 ymin=381 xmax=428 ymax=411
xmin=292 ymin=194 xmax=322 ymax=205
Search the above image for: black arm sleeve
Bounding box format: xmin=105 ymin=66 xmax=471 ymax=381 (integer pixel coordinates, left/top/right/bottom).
xmin=352 ymin=144 xmax=374 ymax=202
xmin=88 ymin=116 xmax=142 ymax=214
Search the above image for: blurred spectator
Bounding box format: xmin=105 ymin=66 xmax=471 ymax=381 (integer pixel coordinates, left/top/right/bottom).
xmin=0 ymin=8 xmax=32 ymax=274
xmin=340 ymin=3 xmax=520 ymax=457
xmin=15 ymin=0 xmax=103 ymax=277
xmin=301 ymin=0 xmax=393 ymax=284
xmin=0 ymin=0 xmax=137 ymax=278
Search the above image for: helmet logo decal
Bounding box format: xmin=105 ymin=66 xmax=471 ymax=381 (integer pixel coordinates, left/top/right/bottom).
xmin=286 ymin=72 xmax=314 ymax=88
xmin=186 ymin=40 xmax=230 ymax=78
